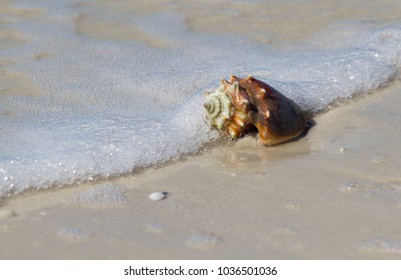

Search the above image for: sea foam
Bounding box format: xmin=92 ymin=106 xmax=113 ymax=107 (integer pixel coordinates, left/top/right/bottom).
xmin=1 ymin=0 xmax=401 ymax=197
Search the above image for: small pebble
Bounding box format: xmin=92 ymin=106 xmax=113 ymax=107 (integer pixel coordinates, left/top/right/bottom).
xmin=149 ymin=192 xmax=167 ymax=201
xmin=0 ymin=209 xmax=16 ymax=219
xmin=339 ymin=147 xmax=346 ymax=153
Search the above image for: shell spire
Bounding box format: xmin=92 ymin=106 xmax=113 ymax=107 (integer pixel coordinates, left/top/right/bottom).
xmin=203 ymin=79 xmax=234 ymax=130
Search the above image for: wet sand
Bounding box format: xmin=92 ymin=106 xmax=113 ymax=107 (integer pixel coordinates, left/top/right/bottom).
xmin=1 ymin=82 xmax=401 ymax=259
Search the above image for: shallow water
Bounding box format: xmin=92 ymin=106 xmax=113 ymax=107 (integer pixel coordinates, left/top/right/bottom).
xmin=1 ymin=0 xmax=401 ymax=197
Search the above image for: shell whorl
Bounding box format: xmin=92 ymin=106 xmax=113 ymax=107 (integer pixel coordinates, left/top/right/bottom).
xmin=203 ymin=86 xmax=233 ymax=130
xmin=203 ymin=95 xmax=221 ymax=118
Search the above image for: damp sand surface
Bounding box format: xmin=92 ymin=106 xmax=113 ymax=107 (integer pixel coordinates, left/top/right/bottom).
xmin=1 ymin=83 xmax=401 ymax=259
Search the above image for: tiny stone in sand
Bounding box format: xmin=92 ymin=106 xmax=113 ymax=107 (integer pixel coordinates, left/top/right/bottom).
xmin=149 ymin=192 xmax=167 ymax=201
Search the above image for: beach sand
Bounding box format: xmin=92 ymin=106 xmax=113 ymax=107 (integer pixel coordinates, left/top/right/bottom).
xmin=1 ymin=81 xmax=401 ymax=259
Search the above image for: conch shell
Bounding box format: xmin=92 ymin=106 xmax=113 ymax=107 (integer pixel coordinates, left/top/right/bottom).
xmin=204 ymin=75 xmax=307 ymax=145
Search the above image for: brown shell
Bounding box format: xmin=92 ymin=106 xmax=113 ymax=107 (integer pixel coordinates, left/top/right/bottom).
xmin=205 ymin=75 xmax=307 ymax=145
xmin=230 ymin=75 xmax=307 ymax=145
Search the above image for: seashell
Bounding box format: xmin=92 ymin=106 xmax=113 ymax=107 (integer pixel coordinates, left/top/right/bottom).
xmin=149 ymin=192 xmax=167 ymax=201
xmin=204 ymin=75 xmax=307 ymax=145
